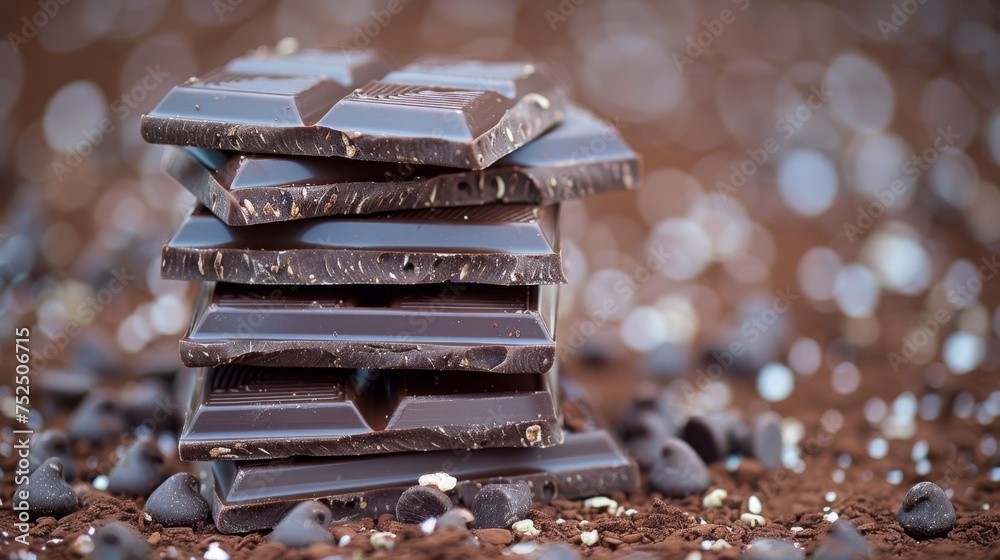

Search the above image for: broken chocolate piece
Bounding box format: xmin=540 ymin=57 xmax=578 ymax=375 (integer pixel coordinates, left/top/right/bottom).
xmin=181 ymin=282 xmax=557 ymax=373
xmin=165 ymin=106 xmax=638 ymax=225
xmin=178 ymin=363 xmax=562 ymax=461
xmin=161 ymin=204 xmax=565 ymax=286
xmin=141 ymin=53 xmax=566 ymax=169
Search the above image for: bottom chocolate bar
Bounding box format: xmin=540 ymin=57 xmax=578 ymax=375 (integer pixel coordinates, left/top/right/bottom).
xmin=179 ymin=364 xmax=562 ymax=461
xmin=202 ymin=428 xmax=638 ymax=533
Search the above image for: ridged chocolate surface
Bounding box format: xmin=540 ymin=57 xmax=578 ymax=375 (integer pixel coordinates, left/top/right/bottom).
xmin=140 ymin=51 xmax=566 ymax=169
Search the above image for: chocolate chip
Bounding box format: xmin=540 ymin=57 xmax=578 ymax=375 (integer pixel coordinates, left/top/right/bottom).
xmin=15 ymin=457 xmax=78 ymax=518
xmin=813 ymin=521 xmax=871 ymax=560
xmin=528 ymin=542 xmax=583 ymax=560
xmin=28 ymin=430 xmax=78 ymax=481
xmin=682 ymin=411 xmax=739 ymax=464
xmin=107 ymin=439 xmax=168 ymax=497
xmin=144 ymin=473 xmax=210 ymax=527
xmin=75 ymin=337 xmax=124 ymax=376
xmin=742 ymin=538 xmax=804 ymax=560
xmin=898 ymin=481 xmax=956 ymax=539
xmin=647 ymin=341 xmax=691 ymax=378
xmin=120 ymin=378 xmax=178 ymax=431
xmin=648 ymin=437 xmax=711 ymax=497
xmin=624 ymin=411 xmax=673 ymax=470
xmin=740 ymin=412 xmax=783 ymax=470
xmin=620 ymin=383 xmax=677 ymax=439
xmin=435 ymin=507 xmax=475 ymax=531
xmin=269 ymin=501 xmax=333 ymax=548
xmin=472 ymin=482 xmax=532 ymax=529
xmin=92 ymin=522 xmax=151 ymax=560
xmin=396 ymin=485 xmax=454 ymax=524
xmin=66 ymin=389 xmax=128 ymax=443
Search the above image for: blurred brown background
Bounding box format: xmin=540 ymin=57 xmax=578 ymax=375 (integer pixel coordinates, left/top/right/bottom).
xmin=1 ymin=0 xmax=999 ymax=427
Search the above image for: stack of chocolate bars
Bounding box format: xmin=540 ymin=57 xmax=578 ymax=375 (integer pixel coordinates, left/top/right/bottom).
xmin=141 ymin=47 xmax=641 ymax=533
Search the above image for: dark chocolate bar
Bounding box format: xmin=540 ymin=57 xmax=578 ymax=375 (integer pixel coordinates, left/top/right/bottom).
xmin=181 ymin=282 xmax=557 ymax=373
xmin=179 ymin=363 xmax=561 ymax=461
xmin=160 ymin=204 xmax=565 ymax=286
xmin=202 ymin=429 xmax=637 ymax=533
xmin=141 ymin=51 xmax=566 ymax=169
xmin=165 ymin=106 xmax=639 ymax=225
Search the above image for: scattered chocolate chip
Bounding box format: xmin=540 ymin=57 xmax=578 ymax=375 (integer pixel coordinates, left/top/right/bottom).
xmin=75 ymin=337 xmax=124 ymax=376
xmin=396 ymin=484 xmax=454 ymax=524
xmin=28 ymin=430 xmax=78 ymax=480
xmin=66 ymin=389 xmax=128 ymax=443
xmin=528 ymin=542 xmax=582 ymax=560
xmin=682 ymin=412 xmax=739 ymax=464
xmin=647 ymin=341 xmax=691 ymax=378
xmin=624 ymin=411 xmax=673 ymax=470
xmin=648 ymin=437 xmax=712 ymax=497
xmin=436 ymin=507 xmax=475 ymax=531
xmin=740 ymin=412 xmax=783 ymax=470
xmin=107 ymin=439 xmax=168 ymax=497
xmin=898 ymin=481 xmax=956 ymax=539
xmin=269 ymin=501 xmax=333 ymax=548
xmin=472 ymin=482 xmax=532 ymax=529
xmin=119 ymin=378 xmax=178 ymax=431
xmin=14 ymin=457 xmax=78 ymax=519
xmin=742 ymin=538 xmax=804 ymax=560
xmin=620 ymin=383 xmax=677 ymax=439
xmin=813 ymin=521 xmax=871 ymax=560
xmin=91 ymin=522 xmax=151 ymax=560
xmin=144 ymin=473 xmax=210 ymax=527
xmin=36 ymin=369 xmax=97 ymax=417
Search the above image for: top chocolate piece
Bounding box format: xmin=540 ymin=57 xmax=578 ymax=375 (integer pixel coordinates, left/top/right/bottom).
xmin=140 ymin=48 xmax=567 ymax=169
